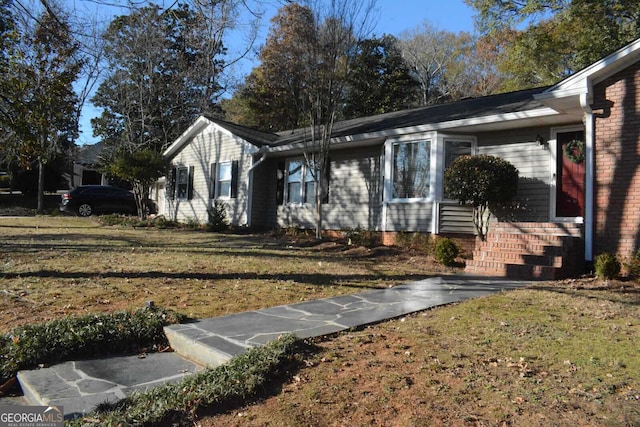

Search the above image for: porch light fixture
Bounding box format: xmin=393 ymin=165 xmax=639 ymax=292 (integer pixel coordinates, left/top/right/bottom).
xmin=535 ymin=134 xmax=547 ymax=148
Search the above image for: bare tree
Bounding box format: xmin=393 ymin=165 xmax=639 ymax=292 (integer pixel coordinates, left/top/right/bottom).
xmin=296 ymin=0 xmax=377 ymax=240
xmin=397 ymin=21 xmax=459 ymax=106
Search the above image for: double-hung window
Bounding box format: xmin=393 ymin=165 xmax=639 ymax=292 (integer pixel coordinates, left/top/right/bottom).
xmin=217 ymin=162 xmax=232 ymax=199
xmin=176 ymin=166 xmax=190 ymax=200
xmin=210 ymin=161 xmax=238 ymax=199
xmin=303 ymin=163 xmax=315 ymax=204
xmin=286 ymin=159 xmax=316 ymax=205
xmin=392 ymin=140 xmax=431 ymax=199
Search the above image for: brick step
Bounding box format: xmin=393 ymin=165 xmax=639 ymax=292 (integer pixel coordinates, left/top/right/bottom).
xmin=490 ymin=222 xmax=583 ymax=237
xmin=472 ymin=252 xmax=563 ymax=267
xmin=466 ymin=222 xmax=584 ymax=279
xmin=475 ymin=241 xmax=568 ymax=253
xmin=484 ymin=233 xmax=573 ymax=243
xmin=465 ymin=260 xmax=560 ymax=280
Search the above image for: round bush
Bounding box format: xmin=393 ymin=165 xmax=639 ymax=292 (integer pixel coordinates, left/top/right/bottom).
xmin=594 ymin=253 xmax=620 ymax=279
xmin=434 ymin=238 xmax=459 ymax=266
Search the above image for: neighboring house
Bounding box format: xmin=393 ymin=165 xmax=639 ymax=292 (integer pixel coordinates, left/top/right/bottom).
xmin=72 ymin=142 xmax=109 ymax=187
xmin=158 ymin=38 xmax=640 ymax=279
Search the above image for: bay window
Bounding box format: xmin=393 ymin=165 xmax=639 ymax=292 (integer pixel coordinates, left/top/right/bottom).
xmin=392 ymin=140 xmax=431 ymax=199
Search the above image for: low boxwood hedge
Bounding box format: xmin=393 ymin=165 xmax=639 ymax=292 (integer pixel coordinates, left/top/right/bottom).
xmin=0 ymin=307 xmax=185 ymax=384
xmin=69 ymin=334 xmax=300 ymax=426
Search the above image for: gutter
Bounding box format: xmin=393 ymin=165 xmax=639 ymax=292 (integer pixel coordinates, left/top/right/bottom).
xmin=580 ymin=87 xmax=594 ymax=262
xmin=246 ymin=153 xmax=268 ymax=228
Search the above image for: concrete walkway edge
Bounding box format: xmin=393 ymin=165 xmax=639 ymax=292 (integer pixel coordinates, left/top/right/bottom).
xmin=13 ymin=275 xmax=530 ymax=418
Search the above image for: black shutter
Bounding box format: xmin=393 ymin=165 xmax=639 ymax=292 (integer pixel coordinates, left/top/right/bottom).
xmin=210 ymin=163 xmax=217 ymax=199
xmin=276 ymin=161 xmax=285 ymax=205
xmin=322 ymin=157 xmax=331 ymax=204
xmin=231 ymin=160 xmax=239 ymax=199
xmin=187 ymin=166 xmax=194 ymax=200
xmin=167 ymin=167 xmax=176 ymax=200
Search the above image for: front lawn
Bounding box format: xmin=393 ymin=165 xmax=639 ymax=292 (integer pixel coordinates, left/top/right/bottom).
xmin=1 ymin=217 xmax=638 ymax=426
xmin=0 ymin=216 xmax=449 ymax=332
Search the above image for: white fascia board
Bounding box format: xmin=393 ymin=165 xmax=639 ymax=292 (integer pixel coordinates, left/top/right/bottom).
xmin=543 ymin=38 xmax=640 ymax=96
xmin=264 ymin=107 xmax=559 ymax=154
xmin=163 ymin=116 xmax=212 ymax=158
xmin=535 ymin=86 xmax=587 ymax=101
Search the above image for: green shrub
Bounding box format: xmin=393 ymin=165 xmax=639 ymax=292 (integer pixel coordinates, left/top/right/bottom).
xmin=69 ymin=335 xmax=300 ymax=426
xmin=434 ymin=238 xmax=459 ymax=266
xmin=344 ymin=227 xmax=379 ymax=248
xmin=0 ymin=307 xmax=185 ymax=384
xmin=444 ymin=155 xmax=519 ymax=241
xmin=594 ymin=252 xmax=621 ymax=280
xmin=207 ymin=200 xmax=229 ymax=232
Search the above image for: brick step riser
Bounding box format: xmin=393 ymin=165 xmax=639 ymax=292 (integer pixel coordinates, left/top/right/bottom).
xmin=471 ymin=253 xmax=564 ymax=267
xmin=474 ymin=243 xmax=569 ymax=253
xmin=484 ymin=234 xmax=576 ymax=244
xmin=490 ymin=223 xmax=583 ymax=238
xmin=489 ymin=229 xmax=582 ymax=237
xmin=465 ymin=263 xmax=559 ymax=280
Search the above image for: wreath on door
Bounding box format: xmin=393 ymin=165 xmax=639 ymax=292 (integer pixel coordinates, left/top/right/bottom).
xmin=564 ymin=139 xmax=585 ymax=164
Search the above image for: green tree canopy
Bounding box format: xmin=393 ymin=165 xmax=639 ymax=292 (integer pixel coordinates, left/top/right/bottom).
xmin=1 ymin=5 xmax=82 ymax=212
xmin=101 ymin=149 xmax=170 ymax=219
xmin=342 ymin=34 xmax=419 ymax=119
xmin=91 ymin=3 xmax=226 ymax=154
xmin=223 ymin=3 xmax=316 ymax=132
xmin=466 ymin=0 xmax=640 ymax=89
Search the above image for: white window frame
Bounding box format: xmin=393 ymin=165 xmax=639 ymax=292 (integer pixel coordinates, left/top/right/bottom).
xmin=384 ymin=134 xmax=436 ymax=203
xmin=285 ymin=158 xmax=316 ymax=205
xmin=215 ymin=161 xmax=233 ymax=199
xmin=175 ymin=166 xmax=190 ymax=200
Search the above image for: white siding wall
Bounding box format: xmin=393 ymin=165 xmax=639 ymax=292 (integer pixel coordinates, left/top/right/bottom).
xmin=275 ymin=146 xmax=384 ymax=230
xmin=384 ymin=202 xmax=434 ymax=232
xmin=478 ymin=127 xmax=552 ymax=222
xmin=166 ymin=124 xmax=254 ymax=225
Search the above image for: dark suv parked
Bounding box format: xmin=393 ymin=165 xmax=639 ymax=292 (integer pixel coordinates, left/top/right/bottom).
xmin=60 ymin=185 xmax=137 ymax=217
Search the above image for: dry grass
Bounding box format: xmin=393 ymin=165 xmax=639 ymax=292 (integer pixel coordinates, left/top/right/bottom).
xmin=0 ymin=216 xmax=451 ymax=332
xmin=203 ymin=284 xmax=640 ymax=427
xmin=1 ymin=217 xmax=639 ymax=426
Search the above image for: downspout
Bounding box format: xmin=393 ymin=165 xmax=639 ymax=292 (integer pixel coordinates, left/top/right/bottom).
xmin=580 ymin=87 xmax=595 ymax=262
xmin=246 ymin=152 xmax=268 ymax=228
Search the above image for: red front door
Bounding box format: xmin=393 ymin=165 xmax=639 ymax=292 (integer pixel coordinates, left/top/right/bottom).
xmin=556 ymin=130 xmax=585 ymax=217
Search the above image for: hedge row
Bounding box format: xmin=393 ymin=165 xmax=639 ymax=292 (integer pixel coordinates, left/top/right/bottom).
xmin=0 ymin=307 xmax=185 ymax=384
xmin=69 ymin=334 xmax=300 ymax=426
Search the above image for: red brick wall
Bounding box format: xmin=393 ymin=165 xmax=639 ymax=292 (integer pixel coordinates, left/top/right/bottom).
xmin=593 ymin=60 xmax=640 ymax=258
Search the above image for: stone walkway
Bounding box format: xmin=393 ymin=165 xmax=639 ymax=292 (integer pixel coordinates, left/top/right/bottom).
xmin=12 ymin=275 xmax=530 ymax=419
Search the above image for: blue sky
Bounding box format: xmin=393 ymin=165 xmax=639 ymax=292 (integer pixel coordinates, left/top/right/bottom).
xmin=77 ymin=0 xmax=476 ymax=145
